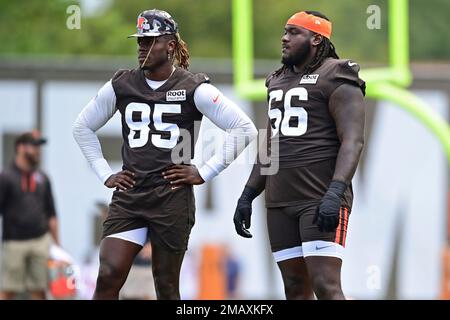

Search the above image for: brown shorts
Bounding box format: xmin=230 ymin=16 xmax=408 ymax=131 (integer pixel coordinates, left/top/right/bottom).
xmin=102 ymin=183 xmax=195 ymax=253
xmin=267 ymin=201 xmax=350 ymax=252
xmin=265 ymin=159 xmax=353 ymax=208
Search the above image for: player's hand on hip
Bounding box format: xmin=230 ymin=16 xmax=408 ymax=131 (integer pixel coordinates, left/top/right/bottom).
xmin=233 ymin=186 xmax=259 ymax=238
xmin=104 ymin=170 xmax=136 ymax=191
xmin=162 ymin=164 xmax=204 ymax=188
xmin=313 ymin=180 xmax=347 ymax=232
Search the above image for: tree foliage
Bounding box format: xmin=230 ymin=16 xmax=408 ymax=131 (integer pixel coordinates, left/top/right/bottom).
xmin=0 ymin=0 xmax=448 ymax=63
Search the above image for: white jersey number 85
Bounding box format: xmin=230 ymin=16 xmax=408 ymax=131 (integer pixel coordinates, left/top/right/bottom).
xmin=125 ymin=102 xmax=181 ymax=149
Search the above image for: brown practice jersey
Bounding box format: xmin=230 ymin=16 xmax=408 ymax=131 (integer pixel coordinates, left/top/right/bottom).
xmin=111 ymin=67 xmax=209 ymax=187
xmin=264 ymin=57 xmax=365 ymax=207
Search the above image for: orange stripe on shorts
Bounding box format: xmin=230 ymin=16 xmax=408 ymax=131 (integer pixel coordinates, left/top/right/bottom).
xmin=334 ymin=207 xmax=343 ymax=244
xmin=342 ymin=208 xmax=349 ymax=247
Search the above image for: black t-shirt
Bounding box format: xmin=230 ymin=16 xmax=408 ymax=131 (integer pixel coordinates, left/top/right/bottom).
xmin=111 ymin=67 xmax=209 ymax=187
xmin=264 ymin=58 xmax=365 ymax=207
xmin=0 ymin=164 xmax=56 ymax=240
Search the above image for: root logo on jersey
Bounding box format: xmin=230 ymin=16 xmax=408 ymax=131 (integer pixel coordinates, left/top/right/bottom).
xmin=167 ymin=89 xmax=186 ymax=101
xmin=300 ymin=74 xmax=319 ymax=84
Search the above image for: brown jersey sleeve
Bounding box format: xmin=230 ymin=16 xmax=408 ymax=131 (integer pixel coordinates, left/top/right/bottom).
xmin=111 ymin=69 xmax=130 ymax=82
xmin=324 ymin=59 xmax=366 ymax=97
xmin=265 ymin=71 xmax=276 ymax=88
xmin=194 ymin=73 xmax=210 ymax=84
xmin=186 ymin=71 xmax=210 ymax=121
xmin=265 ymin=70 xmax=278 ymax=101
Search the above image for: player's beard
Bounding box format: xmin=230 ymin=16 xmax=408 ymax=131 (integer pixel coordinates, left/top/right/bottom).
xmin=140 ymin=63 xmax=152 ymax=71
xmin=282 ymin=44 xmax=311 ymax=67
xmin=140 ymin=59 xmax=166 ymax=71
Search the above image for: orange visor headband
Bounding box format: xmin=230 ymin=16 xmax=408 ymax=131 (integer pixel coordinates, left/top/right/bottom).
xmin=286 ymin=12 xmax=332 ymax=39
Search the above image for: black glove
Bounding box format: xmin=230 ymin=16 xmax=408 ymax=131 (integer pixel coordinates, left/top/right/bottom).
xmin=313 ymin=180 xmax=347 ymax=232
xmin=234 ymin=186 xmax=259 ymax=238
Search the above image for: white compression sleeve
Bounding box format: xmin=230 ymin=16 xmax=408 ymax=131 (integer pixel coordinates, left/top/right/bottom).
xmin=72 ymin=80 xmax=117 ymax=184
xmin=194 ymin=83 xmax=258 ymax=182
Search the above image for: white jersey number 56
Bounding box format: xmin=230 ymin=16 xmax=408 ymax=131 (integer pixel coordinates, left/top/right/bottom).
xmin=125 ymin=102 xmax=181 ymax=149
xmin=268 ymin=87 xmax=308 ymax=137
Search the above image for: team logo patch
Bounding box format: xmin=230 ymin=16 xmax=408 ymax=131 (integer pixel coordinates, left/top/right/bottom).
xmin=166 ymin=89 xmax=186 ymax=101
xmin=137 ymin=16 xmax=150 ymax=31
xmin=299 ymin=74 xmax=319 ymax=84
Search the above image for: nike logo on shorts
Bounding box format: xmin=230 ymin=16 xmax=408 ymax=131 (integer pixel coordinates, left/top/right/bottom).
xmin=315 ymin=244 xmax=333 ymax=250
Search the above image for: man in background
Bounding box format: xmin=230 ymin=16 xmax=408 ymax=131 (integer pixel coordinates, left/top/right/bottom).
xmin=0 ymin=131 xmax=59 ymax=299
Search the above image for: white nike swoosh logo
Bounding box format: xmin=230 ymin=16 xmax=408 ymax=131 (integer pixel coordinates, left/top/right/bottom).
xmin=316 ymin=245 xmax=333 ymax=250
xmin=348 ymin=61 xmax=358 ymax=67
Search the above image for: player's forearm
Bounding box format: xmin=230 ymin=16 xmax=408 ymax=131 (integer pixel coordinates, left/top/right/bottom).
xmin=198 ymin=123 xmax=258 ymax=182
xmin=244 ymin=121 xmax=271 ymax=195
xmin=332 ymin=138 xmax=364 ymax=184
xmin=245 ymin=160 xmax=266 ymax=195
xmin=72 ymin=117 xmax=113 ymax=183
xmin=329 ymin=83 xmax=365 ymax=186
xmin=194 ymin=83 xmax=258 ymax=182
xmin=73 ymin=81 xmax=117 ymax=184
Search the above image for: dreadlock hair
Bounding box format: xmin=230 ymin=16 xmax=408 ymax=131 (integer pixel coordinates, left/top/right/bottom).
xmin=167 ymin=33 xmax=190 ymax=70
xmin=273 ymin=10 xmax=339 ymax=77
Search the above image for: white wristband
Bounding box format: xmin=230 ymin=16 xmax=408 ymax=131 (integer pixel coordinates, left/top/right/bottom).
xmin=91 ymin=158 xmax=114 ymax=184
xmin=198 ymin=156 xmax=225 ymax=182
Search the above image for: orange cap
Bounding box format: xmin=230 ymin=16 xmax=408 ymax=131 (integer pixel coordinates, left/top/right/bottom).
xmin=286 ymin=11 xmax=332 ymax=39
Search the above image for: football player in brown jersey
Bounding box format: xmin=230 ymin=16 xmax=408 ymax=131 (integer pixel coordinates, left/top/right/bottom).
xmin=233 ymin=11 xmax=365 ymax=300
xmin=74 ymin=9 xmax=257 ymax=299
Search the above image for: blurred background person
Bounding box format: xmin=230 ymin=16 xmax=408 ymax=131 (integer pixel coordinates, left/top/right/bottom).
xmin=0 ymin=131 xmax=59 ymax=300
xmin=224 ymin=246 xmax=241 ymax=299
